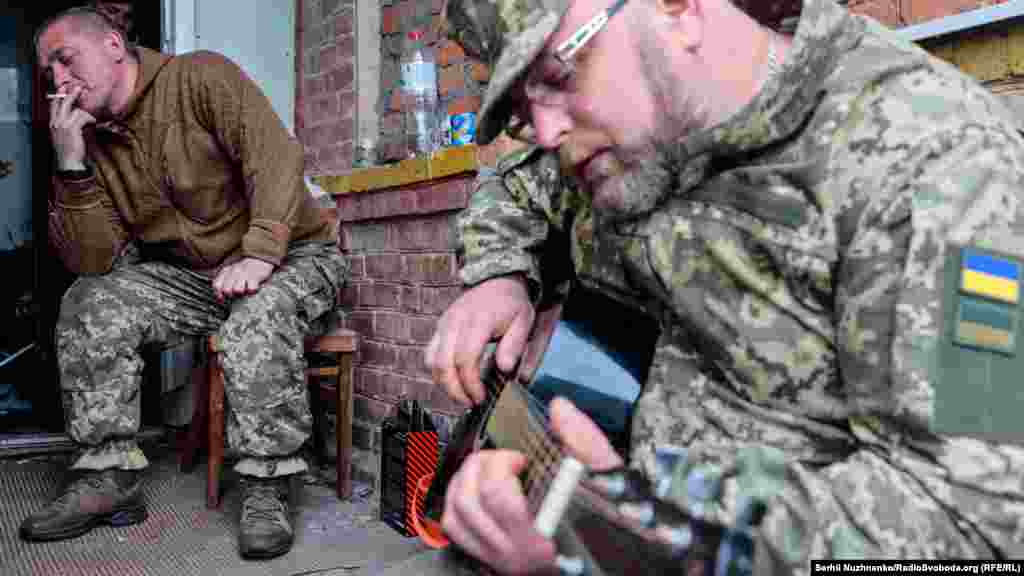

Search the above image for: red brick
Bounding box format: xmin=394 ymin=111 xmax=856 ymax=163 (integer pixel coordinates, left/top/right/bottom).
xmin=329 ymin=63 xmax=355 ymax=93
xmin=904 ymin=0 xmax=987 ymax=24
xmin=389 ymin=89 xmax=403 ymax=113
xmin=355 ymin=367 xmax=405 ymax=400
xmin=847 ymin=0 xmax=903 ymax=27
xmin=318 ymin=142 xmax=354 ymax=171
xmin=365 ymin=254 xmax=404 ymax=280
xmin=401 ymin=285 xmax=421 ymax=313
xmin=382 ymin=6 xmax=399 ymax=34
xmin=347 ymin=254 xmax=366 ymax=278
xmin=303 ymin=151 xmax=319 ymax=173
xmin=362 ymin=282 xmax=402 ymax=308
xmin=320 ymin=45 xmax=338 ymax=71
xmin=353 ymin=393 xmax=395 ymax=423
xmin=469 ymin=62 xmax=490 ymax=83
xmin=405 ymin=253 xmax=456 ymax=284
xmin=336 ymin=35 xmax=356 ymax=61
xmin=418 ymin=177 xmax=472 ymax=214
xmin=347 ymin=310 xmax=374 ymax=336
xmin=381 ymin=112 xmax=403 ymax=134
xmin=421 ymin=286 xmax=462 ymax=315
xmin=310 ymin=93 xmax=340 ymax=124
xmin=341 ymin=282 xmax=359 ymax=307
xmin=408 ymin=315 xmax=438 ymax=345
xmin=438 ymin=65 xmax=465 ymax=97
xmin=392 ymin=214 xmax=454 ymax=250
xmin=335 ymin=10 xmax=354 ymax=37
xmin=304 ymin=76 xmax=322 ymax=98
xmin=375 ymin=311 xmax=410 ymax=342
xmin=447 ymin=95 xmax=481 ymax=116
xmin=395 ymin=345 xmax=430 ymax=379
xmin=437 ymin=40 xmax=466 ymax=67
xmin=360 ymin=339 xmax=399 ymax=370
xmin=330 ymin=117 xmax=354 ymax=143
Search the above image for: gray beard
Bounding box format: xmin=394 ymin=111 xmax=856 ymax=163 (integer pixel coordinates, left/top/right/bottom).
xmin=592 ymin=34 xmax=687 ymax=223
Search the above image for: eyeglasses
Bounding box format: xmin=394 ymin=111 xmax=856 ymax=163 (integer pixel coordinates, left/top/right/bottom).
xmin=522 ymin=0 xmax=628 ymax=108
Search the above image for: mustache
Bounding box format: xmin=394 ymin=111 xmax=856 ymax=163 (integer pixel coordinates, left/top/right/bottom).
xmin=592 ymin=140 xmax=680 ymax=219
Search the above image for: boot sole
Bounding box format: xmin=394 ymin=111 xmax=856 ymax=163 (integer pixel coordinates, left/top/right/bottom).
xmin=20 ymin=504 xmax=148 ymax=542
xmin=239 ymin=538 xmax=293 ymax=560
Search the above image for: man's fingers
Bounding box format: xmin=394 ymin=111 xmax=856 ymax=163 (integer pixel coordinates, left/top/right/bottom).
xmin=495 ymin=306 xmax=533 ymax=375
xmin=430 ymin=320 xmax=474 ymax=407
xmin=549 ymin=397 xmax=623 ymax=471
xmin=454 ymin=324 xmax=493 ymax=405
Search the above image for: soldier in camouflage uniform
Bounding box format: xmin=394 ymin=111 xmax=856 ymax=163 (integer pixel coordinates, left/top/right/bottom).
xmin=406 ymin=0 xmax=1024 ymax=574
xmin=24 ymin=7 xmax=348 ymax=559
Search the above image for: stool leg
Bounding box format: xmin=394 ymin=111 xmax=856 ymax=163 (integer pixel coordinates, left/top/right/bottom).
xmin=308 ymin=377 xmax=326 ymax=470
xmin=207 ymin=341 xmax=225 ymax=509
xmin=336 ymin=351 xmax=353 ymax=499
xmin=179 ymin=356 xmax=209 ymax=473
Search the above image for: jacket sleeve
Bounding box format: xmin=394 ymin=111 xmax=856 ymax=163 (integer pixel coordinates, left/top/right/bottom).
xmin=48 ymin=171 xmax=129 ymax=275
xmin=457 ymin=146 xmax=577 ymax=302
xmin=185 ymin=51 xmax=306 ymax=266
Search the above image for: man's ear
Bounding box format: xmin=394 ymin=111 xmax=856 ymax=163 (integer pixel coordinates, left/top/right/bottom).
xmin=655 ymin=0 xmax=703 ymax=50
xmin=102 ymin=29 xmax=127 ymax=62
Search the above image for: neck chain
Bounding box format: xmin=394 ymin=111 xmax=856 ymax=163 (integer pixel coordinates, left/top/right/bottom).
xmin=765 ymin=31 xmax=782 ymax=80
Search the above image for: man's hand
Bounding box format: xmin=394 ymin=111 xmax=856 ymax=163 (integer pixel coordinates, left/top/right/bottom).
xmin=49 ymin=85 xmax=96 ymax=171
xmin=425 ymin=275 xmax=535 ymax=407
xmin=441 ymin=397 xmax=623 ymax=575
xmin=212 ymin=257 xmax=275 ymax=301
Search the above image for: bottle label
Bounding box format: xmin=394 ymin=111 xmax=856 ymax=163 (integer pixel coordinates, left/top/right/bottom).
xmin=400 ymin=61 xmax=437 ymax=92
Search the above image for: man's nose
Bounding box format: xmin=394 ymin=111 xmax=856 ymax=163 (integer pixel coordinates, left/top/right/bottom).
xmin=51 ymin=64 xmax=72 ymax=90
xmin=530 ymin=102 xmax=574 ymax=150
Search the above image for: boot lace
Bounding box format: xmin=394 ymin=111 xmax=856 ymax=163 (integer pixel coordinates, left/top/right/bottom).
xmin=52 ymin=474 xmax=108 ymax=509
xmin=242 ymin=483 xmax=286 ymax=524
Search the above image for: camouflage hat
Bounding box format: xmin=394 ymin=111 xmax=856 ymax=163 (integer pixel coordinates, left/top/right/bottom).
xmin=441 ymin=0 xmax=804 ymax=145
xmin=442 ymin=0 xmax=572 ymax=145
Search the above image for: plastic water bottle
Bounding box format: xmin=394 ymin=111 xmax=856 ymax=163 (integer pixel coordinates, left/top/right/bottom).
xmin=400 ymin=30 xmax=439 ymax=158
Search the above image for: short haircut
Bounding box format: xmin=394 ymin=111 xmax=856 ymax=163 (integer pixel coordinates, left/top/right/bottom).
xmin=34 ymin=6 xmax=135 ymax=57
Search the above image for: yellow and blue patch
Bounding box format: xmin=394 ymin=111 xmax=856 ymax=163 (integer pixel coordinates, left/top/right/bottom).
xmin=960 ymin=248 xmax=1020 ymax=304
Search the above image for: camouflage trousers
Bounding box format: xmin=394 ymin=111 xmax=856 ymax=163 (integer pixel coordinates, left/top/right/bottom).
xmin=57 ymin=241 xmax=349 ymax=478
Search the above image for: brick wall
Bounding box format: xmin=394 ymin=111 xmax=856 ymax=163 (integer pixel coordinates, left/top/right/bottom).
xmin=336 ymin=175 xmax=475 ymax=484
xmin=296 ymin=0 xmax=358 ymax=175
xmin=846 ymin=0 xmax=1010 ymax=28
xmin=377 ymin=0 xmax=490 ymax=161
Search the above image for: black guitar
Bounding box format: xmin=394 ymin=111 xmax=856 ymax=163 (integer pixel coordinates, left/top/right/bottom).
xmin=421 ymin=290 xmax=756 ymax=576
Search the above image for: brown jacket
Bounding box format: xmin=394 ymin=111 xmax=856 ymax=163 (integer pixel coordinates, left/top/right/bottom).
xmin=48 ymin=47 xmax=332 ymax=275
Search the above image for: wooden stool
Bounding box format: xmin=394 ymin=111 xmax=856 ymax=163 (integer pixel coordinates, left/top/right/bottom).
xmin=200 ymin=327 xmax=359 ymax=508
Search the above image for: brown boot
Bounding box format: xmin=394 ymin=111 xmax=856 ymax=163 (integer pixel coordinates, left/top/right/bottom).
xmin=238 ymin=475 xmax=293 ymax=559
xmin=19 ymin=469 xmax=146 ymax=541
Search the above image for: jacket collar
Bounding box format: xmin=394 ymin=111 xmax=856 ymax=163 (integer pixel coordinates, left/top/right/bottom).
xmin=109 ymin=46 xmax=172 ymax=125
xmin=608 ymin=0 xmax=860 ymax=221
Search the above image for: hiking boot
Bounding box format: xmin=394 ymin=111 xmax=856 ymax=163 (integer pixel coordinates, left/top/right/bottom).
xmin=19 ymin=468 xmax=146 ymax=542
xmin=238 ymin=476 xmax=293 ymax=559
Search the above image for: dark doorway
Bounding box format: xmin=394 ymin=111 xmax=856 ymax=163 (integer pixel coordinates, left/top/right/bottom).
xmin=0 ymin=2 xmax=161 ymax=435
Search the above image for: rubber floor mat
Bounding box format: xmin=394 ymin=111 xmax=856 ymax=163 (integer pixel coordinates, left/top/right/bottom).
xmin=0 ymin=450 xmax=427 ymax=576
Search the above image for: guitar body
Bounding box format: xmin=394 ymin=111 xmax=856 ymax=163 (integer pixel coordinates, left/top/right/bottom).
xmin=423 ymin=288 xmax=658 ymax=523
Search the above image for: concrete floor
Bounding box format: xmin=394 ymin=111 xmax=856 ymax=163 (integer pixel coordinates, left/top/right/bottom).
xmin=0 ymin=441 xmax=433 ymax=576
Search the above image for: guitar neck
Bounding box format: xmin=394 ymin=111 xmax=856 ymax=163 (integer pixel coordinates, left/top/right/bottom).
xmin=491 ymin=380 xmax=736 ymax=576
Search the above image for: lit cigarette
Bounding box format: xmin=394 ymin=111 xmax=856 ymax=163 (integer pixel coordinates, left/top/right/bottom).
xmin=46 ymin=93 xmax=68 ymax=100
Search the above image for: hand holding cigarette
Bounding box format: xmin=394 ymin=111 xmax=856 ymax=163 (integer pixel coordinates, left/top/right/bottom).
xmin=47 ymin=86 xmax=96 ymax=171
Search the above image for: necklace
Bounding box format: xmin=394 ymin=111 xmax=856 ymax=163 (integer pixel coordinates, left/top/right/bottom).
xmin=765 ymin=31 xmax=782 ymax=79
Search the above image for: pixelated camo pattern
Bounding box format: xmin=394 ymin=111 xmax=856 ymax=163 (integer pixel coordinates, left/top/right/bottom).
xmin=456 ymin=0 xmax=1024 ymax=572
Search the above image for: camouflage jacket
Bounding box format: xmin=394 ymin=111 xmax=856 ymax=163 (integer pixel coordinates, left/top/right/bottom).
xmin=458 ymin=0 xmax=1024 ymax=562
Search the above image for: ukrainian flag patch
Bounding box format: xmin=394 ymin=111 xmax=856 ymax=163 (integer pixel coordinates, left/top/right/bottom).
xmin=955 ymin=296 xmax=1017 ymax=354
xmin=960 ymin=248 xmax=1020 ymax=304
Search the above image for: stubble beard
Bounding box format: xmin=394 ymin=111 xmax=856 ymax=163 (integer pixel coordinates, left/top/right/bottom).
xmin=591 ymin=35 xmax=687 ymax=220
